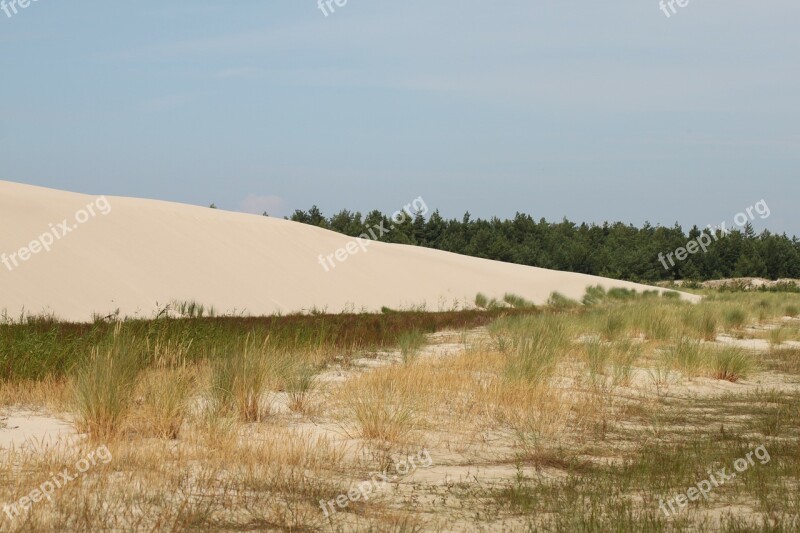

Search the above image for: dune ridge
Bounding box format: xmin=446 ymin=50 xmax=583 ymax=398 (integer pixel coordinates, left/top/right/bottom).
xmin=0 ymin=180 xmax=696 ymax=322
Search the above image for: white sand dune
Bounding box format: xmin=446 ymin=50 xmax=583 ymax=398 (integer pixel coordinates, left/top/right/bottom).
xmin=0 ymin=180 xmax=697 ymax=322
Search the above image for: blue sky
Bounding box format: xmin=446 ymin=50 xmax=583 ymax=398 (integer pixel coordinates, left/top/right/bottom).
xmin=2 ymin=1 xmax=798 ymax=234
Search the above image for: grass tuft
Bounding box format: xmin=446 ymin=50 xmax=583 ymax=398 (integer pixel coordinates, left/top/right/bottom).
xmin=708 ymin=347 xmax=754 ymax=382
xmin=71 ymin=336 xmax=143 ymax=441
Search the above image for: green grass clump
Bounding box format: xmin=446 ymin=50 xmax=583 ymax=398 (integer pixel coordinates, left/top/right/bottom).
xmin=476 ymin=292 xmax=508 ymax=310
xmin=610 ymin=341 xmax=640 ymax=386
xmin=547 ymin=292 xmax=580 ymax=311
xmin=638 ymin=306 xmax=681 ymax=341
xmin=210 ymin=336 xmax=275 ymax=422
xmin=607 ymin=287 xmax=638 ymax=300
xmin=723 ymin=307 xmax=749 ymax=330
xmin=503 ymin=293 xmax=536 ymax=309
xmin=769 ymin=327 xmax=787 ymax=348
xmin=172 ymin=300 xmax=216 ymax=318
xmin=708 ymin=347 xmax=754 ymax=382
xmin=475 ymin=293 xmax=489 ymax=309
xmin=584 ymin=339 xmax=611 ymax=388
xmin=582 ymin=285 xmax=607 ymax=306
xmin=601 ymin=312 xmax=627 ymax=341
xmin=282 ymin=359 xmax=318 ymax=413
xmin=503 ymin=315 xmax=570 ymax=384
xmin=398 ymin=329 xmax=426 ymax=363
xmin=667 ymin=337 xmax=706 ymax=377
xmin=689 ymin=308 xmax=718 ymax=341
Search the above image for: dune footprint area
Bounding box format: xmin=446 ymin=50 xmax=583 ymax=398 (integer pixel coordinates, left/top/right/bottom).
xmin=0 ymin=181 xmax=798 ymax=532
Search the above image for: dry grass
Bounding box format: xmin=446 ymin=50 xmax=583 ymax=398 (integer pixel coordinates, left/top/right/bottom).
xmin=2 ymin=291 xmax=800 ymax=531
xmin=127 ymin=366 xmax=196 ymax=439
xmin=338 ymin=365 xmax=429 ymax=443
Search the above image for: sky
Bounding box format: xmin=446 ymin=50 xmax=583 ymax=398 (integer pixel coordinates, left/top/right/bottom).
xmin=1 ymin=1 xmax=798 ymax=235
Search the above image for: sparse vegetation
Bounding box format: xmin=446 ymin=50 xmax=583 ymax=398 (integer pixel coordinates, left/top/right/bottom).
xmin=502 ymin=293 xmax=536 ymax=309
xmin=3 ymin=290 xmax=800 ymax=530
xmin=709 ymin=346 xmax=755 ymax=382
xmin=397 ymin=329 xmax=426 ymax=363
xmin=70 ymin=332 xmax=144 ymax=441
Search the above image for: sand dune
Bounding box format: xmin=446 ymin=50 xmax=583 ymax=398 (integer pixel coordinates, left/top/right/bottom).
xmin=0 ymin=180 xmax=696 ymax=322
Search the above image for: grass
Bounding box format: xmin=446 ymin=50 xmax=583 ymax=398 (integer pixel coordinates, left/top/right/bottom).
xmin=501 ymin=314 xmax=570 ymax=384
xmin=71 ymin=335 xmax=144 ymax=441
xmin=342 ymin=366 xmax=424 ymax=442
xmin=130 ymin=365 xmax=195 ymax=439
xmin=502 ymin=293 xmax=536 ymax=309
xmin=724 ymin=306 xmax=749 ymax=330
xmin=601 ymin=311 xmax=627 ymax=341
xmin=696 ymin=308 xmax=719 ymax=340
xmin=397 ymin=329 xmax=426 ymax=363
xmin=283 ymin=359 xmax=319 ymax=414
xmin=547 ymin=291 xmax=580 ymax=310
xmin=709 ymin=347 xmax=755 ymax=382
xmin=486 ymin=435 xmax=800 ymax=531
xmin=610 ymin=340 xmax=640 ymax=386
xmin=0 ymin=308 xmax=539 ymax=382
xmin=584 ymin=339 xmax=611 ymax=387
xmin=667 ymin=337 xmax=707 ymax=377
xmin=210 ymin=336 xmax=277 ymax=422
xmin=4 ymin=290 xmax=800 ymax=530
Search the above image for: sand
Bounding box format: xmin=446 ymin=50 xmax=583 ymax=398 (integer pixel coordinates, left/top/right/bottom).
xmin=0 ymin=411 xmax=77 ymax=452
xmin=0 ymin=180 xmax=698 ymax=322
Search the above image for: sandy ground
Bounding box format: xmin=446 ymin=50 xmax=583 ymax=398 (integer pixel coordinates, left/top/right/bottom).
xmin=0 ymin=180 xmax=697 ymax=322
xmin=0 ymin=411 xmax=77 ymax=452
xmin=1 ymin=324 xmax=797 ymax=530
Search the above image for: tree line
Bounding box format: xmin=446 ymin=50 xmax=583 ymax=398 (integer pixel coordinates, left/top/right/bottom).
xmin=285 ymin=207 xmax=800 ymax=282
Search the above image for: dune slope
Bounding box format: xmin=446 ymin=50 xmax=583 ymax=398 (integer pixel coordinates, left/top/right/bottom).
xmin=0 ymin=181 xmax=695 ymax=322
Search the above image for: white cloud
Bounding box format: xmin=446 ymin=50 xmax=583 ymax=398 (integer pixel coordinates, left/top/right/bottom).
xmin=239 ymin=194 xmax=286 ymax=216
